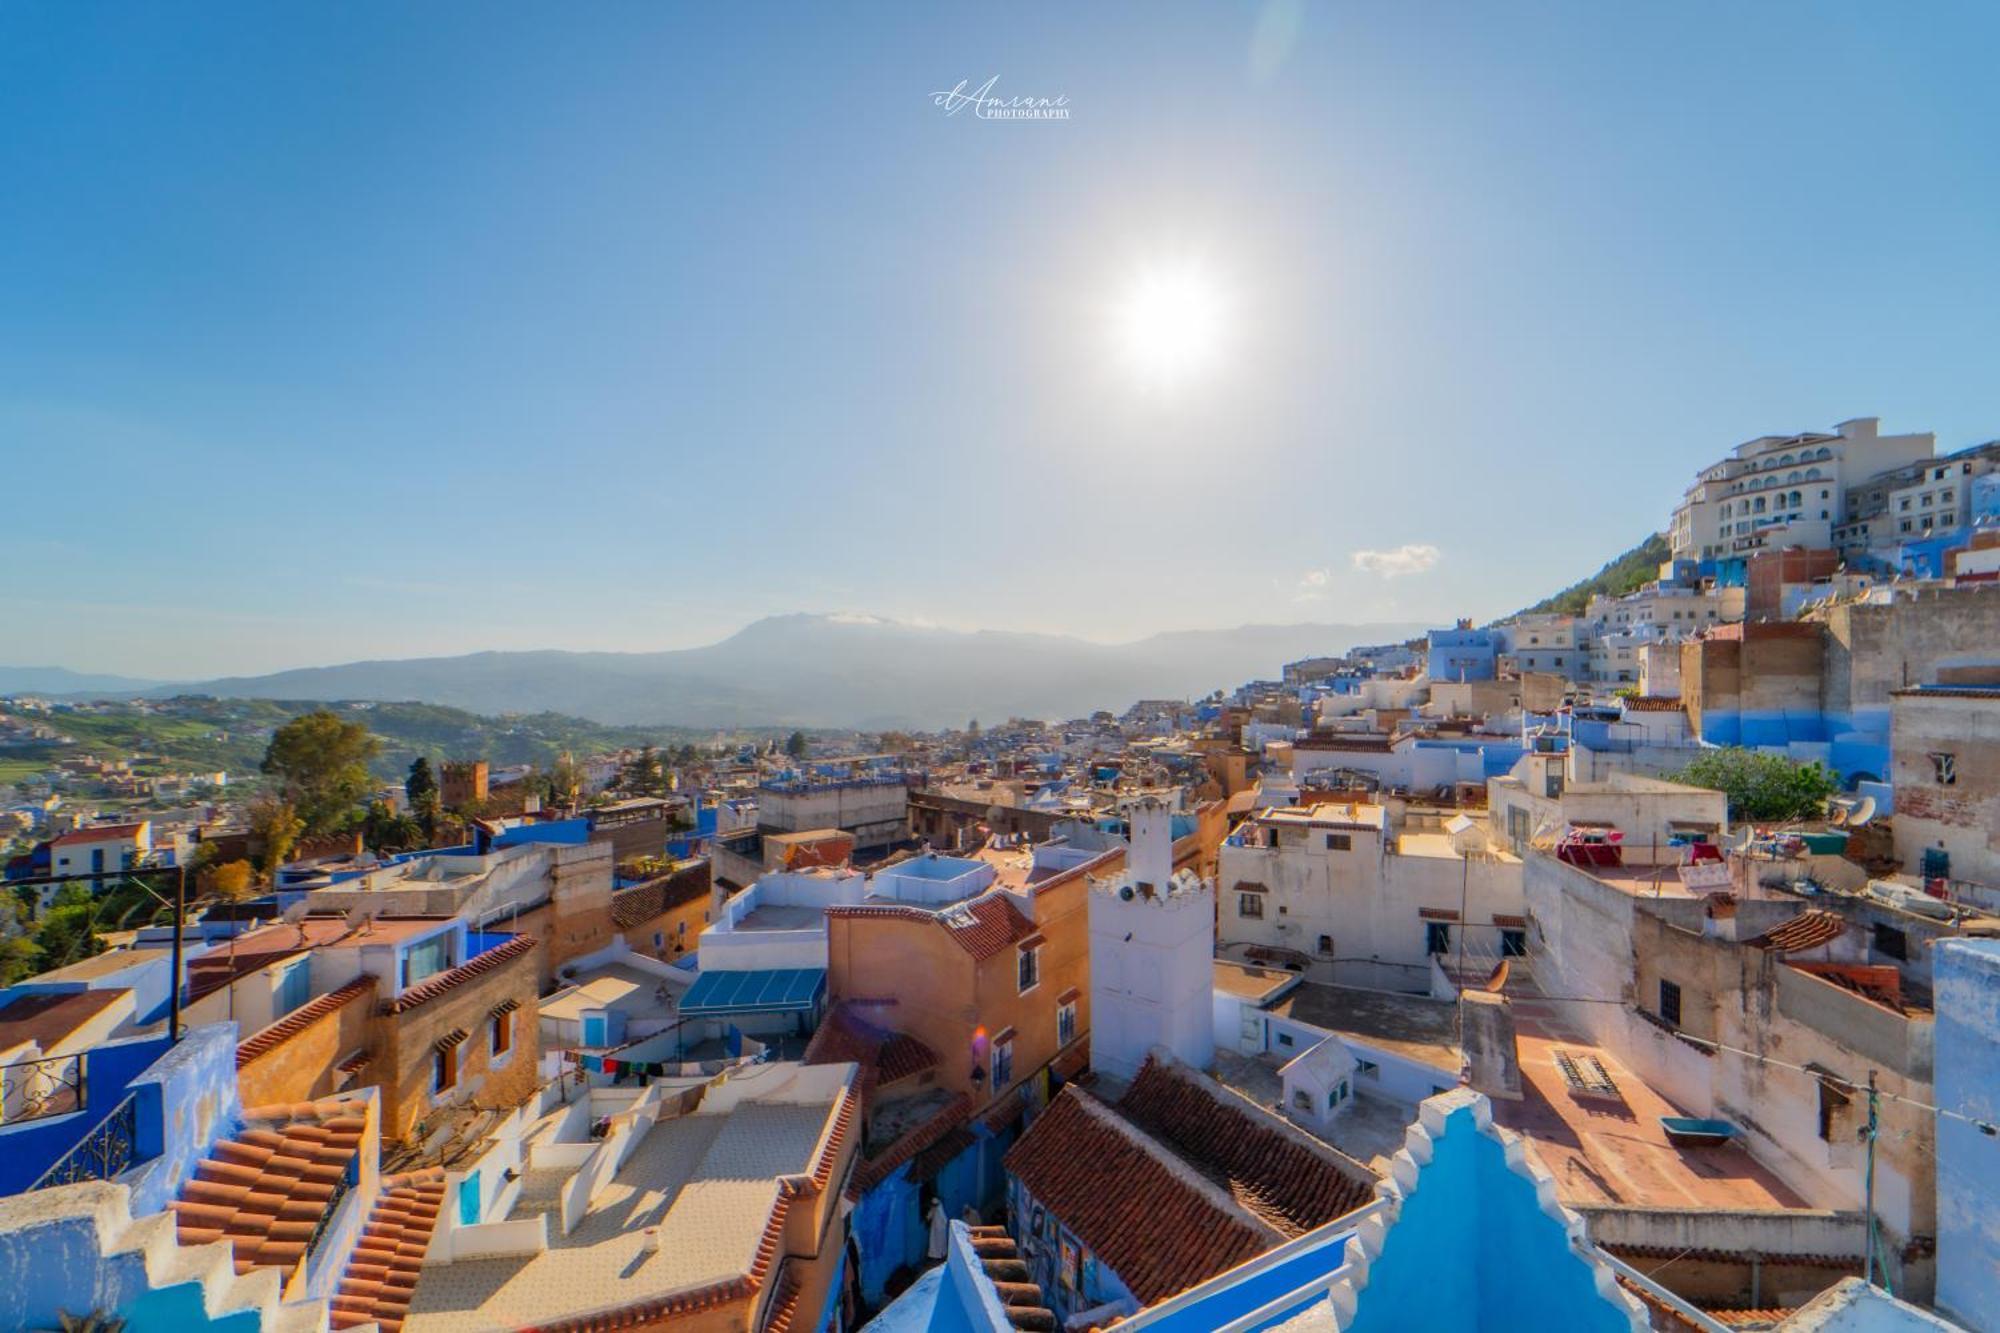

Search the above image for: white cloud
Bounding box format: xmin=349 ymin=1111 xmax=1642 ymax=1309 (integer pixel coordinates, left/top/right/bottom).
xmin=1293 ymin=567 xmax=1334 ymax=601
xmin=1350 ymin=544 xmax=1441 ymax=579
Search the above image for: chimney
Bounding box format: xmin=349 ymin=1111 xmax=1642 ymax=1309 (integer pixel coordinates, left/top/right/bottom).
xmin=1703 ymin=893 xmax=1740 ymax=942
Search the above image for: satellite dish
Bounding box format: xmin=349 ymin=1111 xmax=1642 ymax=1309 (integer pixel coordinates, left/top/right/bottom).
xmin=1830 ymin=795 xmax=1876 ymax=828
xmin=280 ymin=901 xmax=310 ymax=926
xmin=343 ymin=905 xmax=378 ymax=934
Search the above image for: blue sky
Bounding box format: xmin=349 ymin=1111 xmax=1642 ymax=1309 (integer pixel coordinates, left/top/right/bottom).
xmin=5 ymin=1 xmax=1998 ymax=678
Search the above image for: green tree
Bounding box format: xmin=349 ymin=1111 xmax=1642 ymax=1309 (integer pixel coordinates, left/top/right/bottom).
xmin=784 ymin=730 xmax=808 ymax=760
xmin=360 ymin=800 xmax=425 ymax=855
xmin=249 ymin=796 xmax=306 ymax=879
xmin=622 ymin=745 xmax=666 ymax=797
xmin=261 ymin=710 xmax=380 ymax=834
xmin=0 ymin=896 xmax=39 ymax=985
xmin=405 ymin=756 xmax=441 ymax=838
xmin=36 ymin=884 xmax=103 ymax=970
xmin=1674 ymin=748 xmax=1840 ymax=822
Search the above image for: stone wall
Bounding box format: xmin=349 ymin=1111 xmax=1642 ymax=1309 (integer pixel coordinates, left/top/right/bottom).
xmin=235 ymin=977 xmax=377 ymax=1109
xmin=376 ymin=944 xmax=542 ymax=1142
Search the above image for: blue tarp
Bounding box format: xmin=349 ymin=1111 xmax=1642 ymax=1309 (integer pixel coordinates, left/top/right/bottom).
xmin=679 ymin=966 xmax=826 ymax=1016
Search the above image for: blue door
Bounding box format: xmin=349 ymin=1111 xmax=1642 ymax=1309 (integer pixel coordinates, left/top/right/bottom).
xmin=458 ymin=1174 xmax=481 ymax=1226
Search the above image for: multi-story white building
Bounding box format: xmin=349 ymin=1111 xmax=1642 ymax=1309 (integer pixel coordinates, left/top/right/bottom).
xmin=1491 ymin=615 xmax=1587 ymax=680
xmin=1669 ymin=417 xmax=1934 ymax=562
xmin=1835 ymin=439 xmax=2000 ymax=557
xmin=1215 ymin=801 xmax=1523 ymax=995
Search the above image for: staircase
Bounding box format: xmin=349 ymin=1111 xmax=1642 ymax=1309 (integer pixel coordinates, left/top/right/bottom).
xmin=965 ymin=1225 xmax=1057 ymax=1331
xmin=329 ymin=1169 xmax=446 ymax=1333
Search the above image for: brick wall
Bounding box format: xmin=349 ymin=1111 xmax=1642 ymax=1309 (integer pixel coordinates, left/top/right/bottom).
xmin=376 ymin=944 xmax=541 ymax=1142
xmin=235 ymin=977 xmax=378 ymax=1108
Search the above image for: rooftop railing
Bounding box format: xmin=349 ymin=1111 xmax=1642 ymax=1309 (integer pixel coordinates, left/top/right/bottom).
xmin=29 ymin=1092 xmax=138 ymax=1190
xmin=0 ymin=1050 xmax=86 ymax=1126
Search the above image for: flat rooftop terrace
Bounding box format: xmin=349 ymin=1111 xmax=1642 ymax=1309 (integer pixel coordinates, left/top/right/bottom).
xmin=1493 ymin=1015 xmax=1804 ymax=1211
xmin=405 ymin=1098 xmax=834 ymax=1330
xmin=733 ymin=903 xmax=826 ymax=931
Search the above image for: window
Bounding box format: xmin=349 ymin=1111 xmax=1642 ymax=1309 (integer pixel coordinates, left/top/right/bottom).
xmin=1293 ymin=1088 xmax=1313 ymax=1112
xmin=1327 ymin=1081 xmax=1348 ymax=1110
xmin=1873 ymin=923 xmax=1908 ymax=962
xmin=1501 ymin=929 xmax=1527 ymax=958
xmin=1276 ymin=1031 xmax=1295 ymax=1049
xmin=653 ymin=931 xmax=665 ymax=949
xmin=1425 ymin=922 xmax=1452 ymax=955
xmin=1816 ymin=1072 xmax=1851 ymax=1141
xmin=991 ymin=1036 xmax=1014 ymax=1090
xmin=1658 ymin=979 xmax=1682 ymax=1028
xmin=490 ymin=1009 xmax=513 ymax=1057
xmin=1057 ymin=1000 xmax=1077 ymax=1047
xmin=1355 ymin=1059 xmax=1379 ymax=1078
xmin=1238 ymin=893 xmax=1264 ymax=919
xmin=1324 ymin=833 xmax=1351 ymax=852
xmin=1017 ymin=945 xmax=1040 ymax=994
xmin=433 ymin=1044 xmax=458 ymax=1094
xmin=1317 ymin=934 xmax=1334 ymax=956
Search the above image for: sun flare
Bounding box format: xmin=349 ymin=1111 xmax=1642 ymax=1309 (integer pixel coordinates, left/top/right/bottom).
xmin=1111 ymin=262 xmax=1229 ymax=384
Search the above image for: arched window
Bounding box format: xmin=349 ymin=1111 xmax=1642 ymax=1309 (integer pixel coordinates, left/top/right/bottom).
xmin=1805 ymin=468 xmax=1820 ymax=480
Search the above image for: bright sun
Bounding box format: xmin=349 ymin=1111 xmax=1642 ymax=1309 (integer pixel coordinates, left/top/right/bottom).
xmin=1111 ymin=263 xmax=1229 ymax=385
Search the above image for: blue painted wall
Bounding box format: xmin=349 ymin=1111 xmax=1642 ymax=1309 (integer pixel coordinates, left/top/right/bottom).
xmin=1347 ymin=1103 xmax=1634 ymax=1333
xmin=1933 ymin=940 xmax=2000 ymax=1333
xmin=0 ymin=1032 xmax=174 ymax=1196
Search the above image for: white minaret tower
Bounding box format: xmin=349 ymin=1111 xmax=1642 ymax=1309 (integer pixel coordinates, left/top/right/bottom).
xmin=1088 ymin=797 xmax=1215 ymax=1080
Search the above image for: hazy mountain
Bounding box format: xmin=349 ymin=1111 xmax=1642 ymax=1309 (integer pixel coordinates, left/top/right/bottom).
xmin=156 ymin=614 xmax=1426 ymax=728
xmin=0 ymin=666 xmax=170 ymax=697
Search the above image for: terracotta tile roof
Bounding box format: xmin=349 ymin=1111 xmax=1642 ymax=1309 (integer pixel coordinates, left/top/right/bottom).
xmin=761 ymin=1259 xmax=805 ymax=1333
xmin=826 ymin=892 xmax=1038 ymax=961
xmin=847 ymin=1094 xmax=972 ymax=1198
xmin=50 ymin=822 xmax=146 ymax=846
xmin=1622 ymin=696 xmax=1686 ymax=712
xmin=1050 ymin=1039 xmax=1089 ymax=1080
xmin=1744 ymin=910 xmax=1847 ymax=953
xmin=804 ymin=1002 xmax=942 ymax=1111
xmin=330 ymin=1168 xmax=445 ymax=1333
xmin=964 ymin=1224 xmax=1058 ymax=1331
xmin=170 ymin=1097 xmax=368 ymax=1278
xmin=1788 ymin=961 xmax=1912 ymax=1013
xmin=1115 ymin=1056 xmax=1375 ymax=1236
xmin=1003 ymin=1086 xmax=1276 ymax=1305
xmin=236 ymin=977 xmax=375 ymax=1069
xmin=1602 ymin=1243 xmax=1860 ymax=1270
xmin=610 ymin=861 xmax=712 ymax=931
xmin=381 ymin=933 xmax=538 ymax=1014
xmin=909 ymin=1124 xmax=979 ymax=1184
xmin=1710 ymin=1309 xmax=1795 ymax=1326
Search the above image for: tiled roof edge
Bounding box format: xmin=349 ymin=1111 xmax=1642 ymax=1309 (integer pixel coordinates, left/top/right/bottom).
xmin=236 ymin=977 xmax=376 ymax=1068
xmin=381 ymin=933 xmax=539 ymax=1014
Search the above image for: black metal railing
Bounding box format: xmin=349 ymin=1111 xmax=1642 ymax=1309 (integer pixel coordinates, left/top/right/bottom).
xmin=1 ymin=1051 xmax=86 ymax=1125
xmin=31 ymin=1093 xmax=139 ymax=1191
xmin=304 ymin=1167 xmax=356 ymax=1259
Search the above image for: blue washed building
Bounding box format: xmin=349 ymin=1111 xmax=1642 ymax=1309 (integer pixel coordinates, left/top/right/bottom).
xmin=1426 ymin=625 xmax=1499 ymax=683
xmin=1932 ymin=938 xmax=2000 ymax=1333
xmin=874 ymin=1088 xmax=1667 ymax=1333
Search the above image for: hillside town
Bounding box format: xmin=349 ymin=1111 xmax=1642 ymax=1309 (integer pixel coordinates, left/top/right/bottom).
xmin=0 ymin=417 xmax=1995 ymax=1332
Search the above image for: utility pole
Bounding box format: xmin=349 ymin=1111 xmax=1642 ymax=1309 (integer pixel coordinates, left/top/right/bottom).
xmin=168 ymin=863 xmax=186 ymax=1043
xmin=1862 ymin=1068 xmax=1880 ymax=1287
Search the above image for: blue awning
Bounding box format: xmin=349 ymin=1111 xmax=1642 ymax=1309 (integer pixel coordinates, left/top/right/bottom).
xmin=679 ymin=967 xmax=826 ymax=1017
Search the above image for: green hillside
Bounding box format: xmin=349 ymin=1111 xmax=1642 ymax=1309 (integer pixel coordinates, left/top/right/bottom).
xmin=1 ymin=696 xmax=803 ymax=788
xmin=1515 ymin=533 xmax=1673 ymax=618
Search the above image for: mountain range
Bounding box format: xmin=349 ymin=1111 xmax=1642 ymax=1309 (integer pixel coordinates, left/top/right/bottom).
xmin=7 ymin=614 xmax=1426 ymax=729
